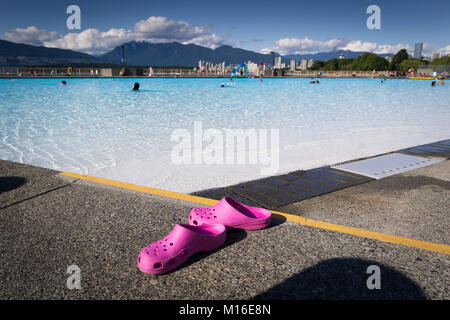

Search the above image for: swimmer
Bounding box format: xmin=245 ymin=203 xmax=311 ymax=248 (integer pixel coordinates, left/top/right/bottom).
xmin=61 ymin=81 xmax=67 ymax=85
xmin=438 ymin=79 xmax=445 ymax=85
xmin=132 ymin=82 xmax=140 ymax=91
xmin=310 ymin=77 xmax=315 ymax=83
xmin=220 ymin=84 xmax=225 ymax=87
xmin=316 ymin=80 xmax=319 ymax=84
xmin=431 ymin=81 xmax=436 ymax=87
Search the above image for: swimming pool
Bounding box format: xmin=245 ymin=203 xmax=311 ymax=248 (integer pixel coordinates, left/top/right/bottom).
xmin=0 ymin=77 xmax=449 ymax=192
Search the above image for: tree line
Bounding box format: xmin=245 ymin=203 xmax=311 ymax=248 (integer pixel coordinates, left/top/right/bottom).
xmin=309 ymin=49 xmax=450 ymax=72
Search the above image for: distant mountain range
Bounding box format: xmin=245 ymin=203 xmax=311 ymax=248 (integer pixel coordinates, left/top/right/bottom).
xmin=0 ymin=39 xmax=392 ymax=67
xmin=99 ymin=42 xmax=282 ymax=66
xmin=0 ymin=39 xmax=101 ymax=66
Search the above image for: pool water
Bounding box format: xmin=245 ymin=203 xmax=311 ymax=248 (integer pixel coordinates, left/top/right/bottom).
xmin=0 ymin=77 xmax=449 ymax=192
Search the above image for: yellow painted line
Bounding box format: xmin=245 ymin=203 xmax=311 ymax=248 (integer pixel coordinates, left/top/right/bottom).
xmin=60 ymin=172 xmax=218 ymax=206
xmin=270 ymin=210 xmax=450 ymax=255
xmin=61 ymin=171 xmax=450 ymax=255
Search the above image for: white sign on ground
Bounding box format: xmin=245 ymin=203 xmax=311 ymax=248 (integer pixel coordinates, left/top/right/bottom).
xmin=331 ymin=153 xmax=442 ymax=179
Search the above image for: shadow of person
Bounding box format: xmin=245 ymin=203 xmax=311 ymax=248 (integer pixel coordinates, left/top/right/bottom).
xmin=0 ymin=176 xmax=27 ymax=194
xmin=253 ymin=258 xmax=426 ymax=300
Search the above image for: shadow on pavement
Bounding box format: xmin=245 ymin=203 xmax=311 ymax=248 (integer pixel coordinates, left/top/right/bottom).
xmin=369 ymin=175 xmax=450 ymax=192
xmin=0 ymin=176 xmax=27 ymax=194
xmin=268 ymin=213 xmax=287 ymax=228
xmin=253 ymin=258 xmax=426 ymax=300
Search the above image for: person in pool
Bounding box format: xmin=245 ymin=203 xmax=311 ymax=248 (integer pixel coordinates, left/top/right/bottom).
xmin=61 ymin=81 xmax=67 ymax=85
xmin=133 ymin=82 xmax=140 ymax=91
xmin=431 ymin=81 xmax=436 ymax=87
xmin=438 ymin=78 xmax=445 ymax=85
xmin=310 ymin=77 xmax=315 ymax=83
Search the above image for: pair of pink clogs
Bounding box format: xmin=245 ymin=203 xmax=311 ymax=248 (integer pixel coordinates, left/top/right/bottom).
xmin=137 ymin=197 xmax=272 ymax=275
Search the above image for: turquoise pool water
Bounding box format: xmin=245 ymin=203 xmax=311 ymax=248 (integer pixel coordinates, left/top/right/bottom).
xmin=0 ymin=77 xmax=449 ymax=192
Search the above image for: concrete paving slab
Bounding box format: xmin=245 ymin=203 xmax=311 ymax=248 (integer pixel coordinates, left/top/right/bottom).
xmin=0 ymin=160 xmax=449 ymax=299
xmin=280 ymin=160 xmax=450 ymax=245
xmin=0 ymin=159 xmax=77 ymax=208
xmin=0 ymin=157 xmax=450 ymax=299
xmin=1 ymin=179 xmax=448 ymax=299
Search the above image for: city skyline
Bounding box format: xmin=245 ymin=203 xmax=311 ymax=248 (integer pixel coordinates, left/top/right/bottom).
xmin=0 ymin=0 xmax=449 ymax=57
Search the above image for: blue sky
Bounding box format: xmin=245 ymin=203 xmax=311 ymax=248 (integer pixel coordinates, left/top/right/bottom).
xmin=1 ymin=0 xmax=449 ymax=56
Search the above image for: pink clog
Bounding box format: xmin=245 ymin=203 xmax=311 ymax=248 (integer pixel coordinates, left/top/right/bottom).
xmin=138 ymin=223 xmax=226 ymax=275
xmin=189 ymin=197 xmax=272 ymax=230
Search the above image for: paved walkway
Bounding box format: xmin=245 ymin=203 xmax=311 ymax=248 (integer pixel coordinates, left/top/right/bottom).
xmin=0 ymin=159 xmax=449 ymax=299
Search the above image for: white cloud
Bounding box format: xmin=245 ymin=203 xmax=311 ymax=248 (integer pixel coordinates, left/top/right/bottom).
xmin=2 ymin=16 xmax=227 ymax=54
xmin=340 ymin=41 xmax=412 ymax=55
xmin=183 ymin=34 xmax=227 ymax=49
xmin=3 ymin=22 xmax=448 ymax=58
xmin=3 ymin=26 xmax=61 ymax=46
xmin=261 ymin=36 xmax=448 ymax=57
xmin=261 ymin=37 xmax=349 ymax=55
xmin=133 ymin=16 xmax=211 ymax=41
xmin=437 ymin=45 xmax=450 ymax=56
xmin=44 ymin=28 xmax=134 ymax=54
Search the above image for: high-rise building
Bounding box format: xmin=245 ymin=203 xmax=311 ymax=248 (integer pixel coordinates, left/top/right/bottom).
xmin=431 ymin=51 xmax=441 ymax=61
xmin=307 ymin=59 xmax=314 ymax=68
xmin=274 ymin=56 xmax=282 ymax=69
xmin=413 ymin=43 xmax=423 ymax=59
xmin=300 ymin=59 xmax=308 ymax=70
xmin=290 ymin=59 xmax=297 ymax=71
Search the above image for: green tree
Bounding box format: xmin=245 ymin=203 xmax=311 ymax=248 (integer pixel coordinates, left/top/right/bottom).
xmin=390 ymin=49 xmax=409 ymax=70
xmin=362 ymin=53 xmax=389 ymax=70
xmin=338 ymin=58 xmax=354 ymax=71
xmin=323 ymin=58 xmax=339 ymax=70
xmin=398 ymin=58 xmax=425 ymax=72
xmin=349 ymin=53 xmax=389 ymax=71
xmin=309 ymin=60 xmax=324 ymax=70
xmin=430 ymin=55 xmax=450 ymax=65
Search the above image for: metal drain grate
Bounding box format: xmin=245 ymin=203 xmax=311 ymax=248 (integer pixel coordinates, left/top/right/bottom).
xmin=193 ymin=166 xmax=372 ymax=209
xmin=331 ymin=153 xmax=442 ymax=179
xmin=397 ymin=139 xmax=450 ymax=158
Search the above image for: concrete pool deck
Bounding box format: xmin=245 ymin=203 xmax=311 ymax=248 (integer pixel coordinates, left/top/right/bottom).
xmin=0 ymin=146 xmax=449 ymax=299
